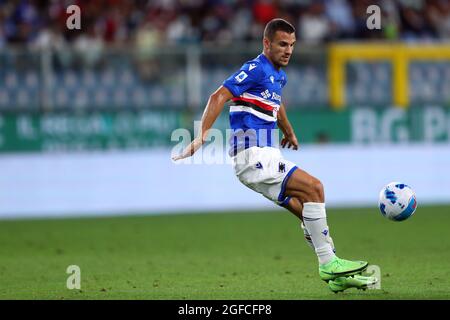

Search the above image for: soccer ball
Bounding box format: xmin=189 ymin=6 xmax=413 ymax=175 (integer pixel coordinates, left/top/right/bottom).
xmin=378 ymin=182 xmax=417 ymax=221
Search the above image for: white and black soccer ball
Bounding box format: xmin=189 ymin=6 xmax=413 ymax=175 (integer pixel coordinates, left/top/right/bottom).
xmin=378 ymin=182 xmax=417 ymax=221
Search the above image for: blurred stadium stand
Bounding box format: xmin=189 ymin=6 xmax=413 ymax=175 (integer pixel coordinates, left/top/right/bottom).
xmin=1 ymin=0 xmax=449 ymax=46
xmin=1 ymin=45 xmax=450 ymax=110
xmin=0 ymin=0 xmax=450 ymax=110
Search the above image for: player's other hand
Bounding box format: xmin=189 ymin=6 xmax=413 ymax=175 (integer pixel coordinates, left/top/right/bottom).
xmin=172 ymin=137 xmax=203 ymax=161
xmin=281 ymin=134 xmax=299 ymax=150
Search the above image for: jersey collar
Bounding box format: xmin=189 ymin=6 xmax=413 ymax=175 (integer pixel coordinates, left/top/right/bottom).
xmin=260 ymin=53 xmax=282 ymax=74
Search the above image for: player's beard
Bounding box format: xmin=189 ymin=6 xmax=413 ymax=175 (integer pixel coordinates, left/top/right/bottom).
xmin=268 ymin=44 xmax=290 ymax=68
xmin=279 ymin=54 xmax=291 ymax=66
xmin=272 ymin=50 xmax=290 ymax=67
xmin=277 ymin=56 xmax=290 ymax=68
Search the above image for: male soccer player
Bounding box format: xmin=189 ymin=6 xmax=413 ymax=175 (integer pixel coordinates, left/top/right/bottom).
xmin=173 ymin=18 xmax=377 ymax=292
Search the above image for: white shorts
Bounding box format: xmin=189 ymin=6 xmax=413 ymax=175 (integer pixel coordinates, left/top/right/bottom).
xmin=232 ymin=146 xmax=298 ymax=206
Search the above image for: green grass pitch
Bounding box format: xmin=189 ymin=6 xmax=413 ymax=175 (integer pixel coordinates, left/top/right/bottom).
xmin=0 ymin=205 xmax=449 ymax=300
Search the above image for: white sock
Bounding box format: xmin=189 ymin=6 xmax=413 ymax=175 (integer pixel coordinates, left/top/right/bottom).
xmin=300 ymin=222 xmax=315 ymax=250
xmin=302 ymin=202 xmax=336 ymax=265
xmin=301 ymin=222 xmax=336 ymax=253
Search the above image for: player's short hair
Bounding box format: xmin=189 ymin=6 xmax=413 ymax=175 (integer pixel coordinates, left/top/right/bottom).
xmin=263 ymin=18 xmax=296 ymax=41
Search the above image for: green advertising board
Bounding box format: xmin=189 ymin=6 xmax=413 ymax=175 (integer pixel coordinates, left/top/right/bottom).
xmin=0 ymin=106 xmax=449 ymax=153
xmin=0 ymin=110 xmax=183 ymax=152
xmin=215 ymin=106 xmax=450 ymax=144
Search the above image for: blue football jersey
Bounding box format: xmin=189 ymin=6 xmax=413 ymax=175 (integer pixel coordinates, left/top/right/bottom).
xmin=223 ymin=54 xmax=287 ymax=156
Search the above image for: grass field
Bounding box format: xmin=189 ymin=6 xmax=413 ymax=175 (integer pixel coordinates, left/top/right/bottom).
xmin=0 ymin=205 xmax=449 ymax=300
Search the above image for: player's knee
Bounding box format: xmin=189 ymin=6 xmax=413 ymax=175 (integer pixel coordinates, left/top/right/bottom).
xmin=306 ymin=177 xmax=324 ymax=202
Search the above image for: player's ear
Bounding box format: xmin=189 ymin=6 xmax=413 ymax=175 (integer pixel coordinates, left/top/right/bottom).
xmin=263 ymin=37 xmax=270 ymax=51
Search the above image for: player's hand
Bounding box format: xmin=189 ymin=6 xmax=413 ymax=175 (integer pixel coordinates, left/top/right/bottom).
xmin=172 ymin=137 xmax=203 ymax=161
xmin=281 ymin=134 xmax=299 ymax=150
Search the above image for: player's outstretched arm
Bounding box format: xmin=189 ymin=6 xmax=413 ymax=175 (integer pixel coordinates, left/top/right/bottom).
xmin=278 ymin=103 xmax=299 ymax=150
xmin=172 ymin=86 xmax=233 ymax=161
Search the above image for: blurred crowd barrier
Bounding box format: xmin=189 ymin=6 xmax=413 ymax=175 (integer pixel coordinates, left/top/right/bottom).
xmin=0 ymin=44 xmax=328 ymax=110
xmin=1 ymin=43 xmax=450 ymax=112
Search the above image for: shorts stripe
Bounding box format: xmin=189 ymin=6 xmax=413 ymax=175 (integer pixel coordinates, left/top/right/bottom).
xmin=278 ymin=166 xmax=298 ymax=203
xmin=279 ymin=196 xmax=292 ymax=208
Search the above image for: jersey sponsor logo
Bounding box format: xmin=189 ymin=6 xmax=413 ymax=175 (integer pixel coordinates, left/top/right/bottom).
xmin=278 ymin=162 xmax=286 ymax=173
xmin=261 ymin=89 xmax=271 ymax=99
xmin=255 ymin=162 xmax=263 ymax=169
xmin=248 ymin=63 xmax=257 ymax=71
xmin=259 ymin=90 xmax=282 ymax=103
xmin=271 ymin=92 xmax=281 ymax=102
xmin=235 ymin=71 xmax=248 ymax=83
xmin=270 ymin=75 xmax=274 ymax=83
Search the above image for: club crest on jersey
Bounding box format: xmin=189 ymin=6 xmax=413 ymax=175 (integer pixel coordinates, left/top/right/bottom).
xmin=235 ymin=71 xmax=248 ymax=83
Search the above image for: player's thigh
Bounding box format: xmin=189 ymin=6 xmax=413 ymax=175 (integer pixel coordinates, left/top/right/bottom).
xmin=284 ymin=168 xmax=324 ymax=203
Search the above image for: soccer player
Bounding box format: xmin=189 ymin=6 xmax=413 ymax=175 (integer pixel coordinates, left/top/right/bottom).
xmin=173 ymin=18 xmax=377 ymax=293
